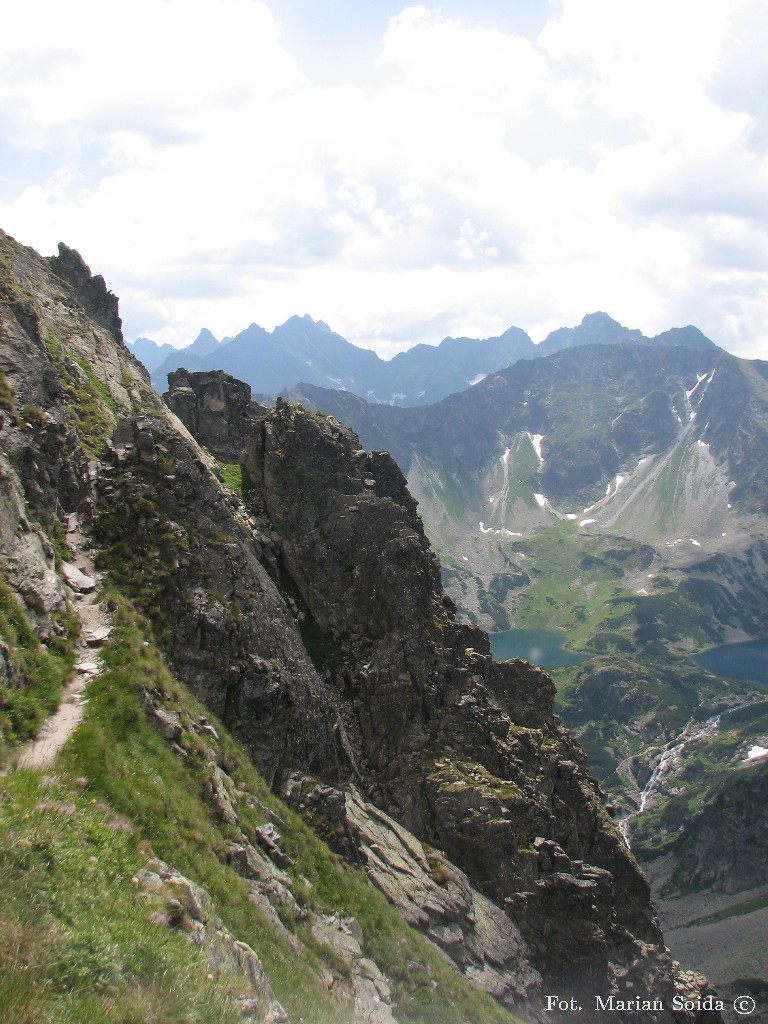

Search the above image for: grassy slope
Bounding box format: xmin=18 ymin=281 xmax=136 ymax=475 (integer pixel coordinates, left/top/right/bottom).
xmin=1 ymin=587 xmax=518 ymax=1024
xmin=0 ymin=576 xmax=76 ymax=760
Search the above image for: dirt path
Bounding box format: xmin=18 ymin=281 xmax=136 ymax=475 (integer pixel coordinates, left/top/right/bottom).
xmin=15 ymin=514 xmax=112 ymax=771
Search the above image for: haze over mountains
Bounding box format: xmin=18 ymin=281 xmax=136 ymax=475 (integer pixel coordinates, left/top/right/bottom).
xmin=132 ymin=311 xmax=719 ymax=406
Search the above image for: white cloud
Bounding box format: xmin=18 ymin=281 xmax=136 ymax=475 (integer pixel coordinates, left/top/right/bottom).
xmin=1 ymin=0 xmax=767 ymax=359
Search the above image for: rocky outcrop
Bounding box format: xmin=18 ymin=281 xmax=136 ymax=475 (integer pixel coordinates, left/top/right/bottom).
xmin=136 ymin=858 xmax=288 ymax=1024
xmin=239 ymin=398 xmax=715 ymax=1017
xmin=283 ymin=773 xmax=541 ymax=1009
xmin=675 ymin=759 xmax=768 ymax=894
xmin=94 ymin=412 xmax=352 ymax=787
xmin=46 ymin=242 xmax=123 ymax=342
xmin=164 ymin=368 xmax=266 ymax=462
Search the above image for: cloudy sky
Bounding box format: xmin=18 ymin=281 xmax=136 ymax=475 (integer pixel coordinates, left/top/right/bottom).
xmin=2 ymin=0 xmax=768 ymax=358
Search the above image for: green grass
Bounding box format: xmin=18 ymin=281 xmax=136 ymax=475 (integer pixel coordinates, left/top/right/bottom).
xmin=0 ymin=772 xmax=247 ymax=1024
xmin=3 ymin=593 xmax=519 ymax=1024
xmin=691 ymin=891 xmax=768 ymax=927
xmin=218 ymin=462 xmax=243 ymax=495
xmin=508 ymin=522 xmax=639 ymax=645
xmin=43 ymin=334 xmax=117 ymax=457
xmin=0 ymin=576 xmax=76 ymax=759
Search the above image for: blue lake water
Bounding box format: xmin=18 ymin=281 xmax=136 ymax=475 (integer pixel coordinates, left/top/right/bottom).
xmin=490 ymin=628 xmax=587 ymax=668
xmin=692 ymin=638 xmax=768 ymax=687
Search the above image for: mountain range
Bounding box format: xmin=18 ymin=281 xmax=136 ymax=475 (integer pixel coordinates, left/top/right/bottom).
xmin=132 ymin=311 xmax=718 ymax=406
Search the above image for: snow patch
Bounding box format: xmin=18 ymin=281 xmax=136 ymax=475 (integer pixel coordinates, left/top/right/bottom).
xmin=469 ymin=373 xmax=486 ymax=386
xmin=686 ymin=372 xmax=708 ymax=400
xmin=462 ymin=555 xmax=469 ymax=562
xmin=580 ymin=518 xmax=596 ymax=526
xmin=533 ymin=493 xmax=548 ymax=508
xmin=502 ymin=447 xmax=511 ymax=465
xmin=604 ymin=472 xmax=626 ymax=498
xmin=745 ymin=745 xmax=768 ymax=762
xmin=565 ymin=513 xmax=578 ymax=520
xmin=489 ymin=497 xmax=496 ymax=503
xmin=526 ymin=432 xmax=544 ymax=464
xmin=636 ymin=588 xmax=648 ymax=596
xmin=506 ymin=530 xmax=523 ymax=537
xmin=690 ymin=538 xmax=701 ymax=546
xmin=479 ymin=522 xmax=493 ymax=534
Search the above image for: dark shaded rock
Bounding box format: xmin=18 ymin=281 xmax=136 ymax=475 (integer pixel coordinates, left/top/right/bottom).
xmin=164 ymin=369 xmax=265 ymax=463
xmin=94 ymin=413 xmax=352 ymax=787
xmin=675 ymin=759 xmax=768 ymax=894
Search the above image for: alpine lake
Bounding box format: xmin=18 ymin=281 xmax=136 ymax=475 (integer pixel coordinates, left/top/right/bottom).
xmin=692 ymin=637 xmax=768 ymax=687
xmin=489 ymin=628 xmax=587 ymax=668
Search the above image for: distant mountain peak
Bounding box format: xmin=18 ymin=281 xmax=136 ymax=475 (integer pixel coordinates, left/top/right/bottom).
xmin=188 ymin=327 xmax=220 ymax=357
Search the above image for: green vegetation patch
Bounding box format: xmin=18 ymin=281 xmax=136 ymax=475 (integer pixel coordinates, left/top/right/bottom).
xmin=0 ymin=370 xmax=16 ymax=417
xmin=0 ymin=772 xmax=246 ymax=1024
xmin=0 ymin=576 xmax=76 ymax=759
xmin=43 ymin=334 xmax=117 ymax=457
xmin=692 ymin=891 xmax=768 ymax=927
xmin=218 ymin=462 xmax=243 ymax=495
xmin=508 ymin=522 xmax=639 ymax=645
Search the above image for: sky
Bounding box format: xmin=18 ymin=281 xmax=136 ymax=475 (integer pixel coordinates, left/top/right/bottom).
xmin=2 ymin=0 xmax=768 ymax=359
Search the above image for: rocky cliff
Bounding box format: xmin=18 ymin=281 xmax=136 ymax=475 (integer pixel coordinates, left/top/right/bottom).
xmin=164 ymin=365 xmax=723 ymax=1020
xmin=0 ymin=230 xmax=723 ymax=1023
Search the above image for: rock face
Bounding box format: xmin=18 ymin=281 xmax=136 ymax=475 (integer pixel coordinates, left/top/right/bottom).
xmin=675 ymin=759 xmax=768 ymax=894
xmin=94 ymin=412 xmax=351 ymax=787
xmin=283 ymin=773 xmax=541 ymax=1009
xmin=164 ymin=368 xmax=265 ymax=462
xmin=46 ymin=242 xmax=123 ymax=341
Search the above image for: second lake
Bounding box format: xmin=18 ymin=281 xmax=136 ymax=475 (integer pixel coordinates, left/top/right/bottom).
xmin=490 ymin=628 xmax=587 ymax=668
